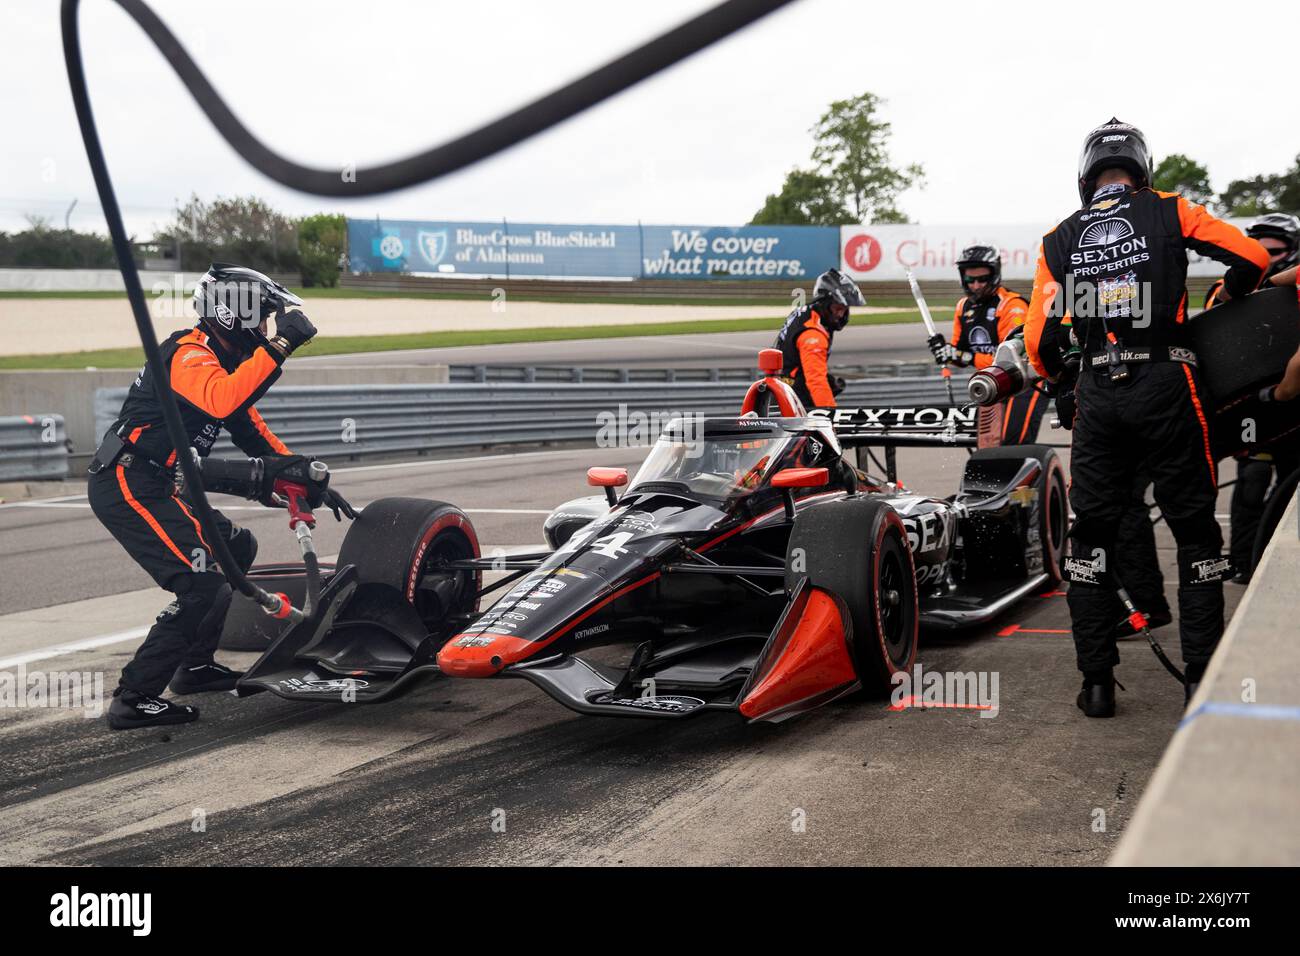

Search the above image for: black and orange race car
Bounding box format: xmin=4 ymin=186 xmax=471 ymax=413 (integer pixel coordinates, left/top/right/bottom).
xmin=224 ymin=351 xmax=1067 ymax=722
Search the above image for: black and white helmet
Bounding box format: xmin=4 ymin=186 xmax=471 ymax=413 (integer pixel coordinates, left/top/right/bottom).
xmin=1246 ymin=213 xmax=1300 ymax=274
xmin=956 ymin=245 xmax=1002 ymax=294
xmin=1077 ymin=117 xmax=1153 ymax=204
xmin=192 ymin=263 xmax=302 ymax=346
xmin=812 ymin=269 xmax=865 ymax=329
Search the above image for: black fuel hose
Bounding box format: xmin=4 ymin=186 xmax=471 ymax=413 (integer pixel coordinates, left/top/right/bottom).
xmin=61 ymin=0 xmax=792 ymax=612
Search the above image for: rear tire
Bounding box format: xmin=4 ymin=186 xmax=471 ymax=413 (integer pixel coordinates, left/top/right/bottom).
xmin=337 ymin=498 xmax=481 ymax=634
xmin=965 ymin=443 xmax=1068 ymax=582
xmin=785 ymin=496 xmax=918 ymax=694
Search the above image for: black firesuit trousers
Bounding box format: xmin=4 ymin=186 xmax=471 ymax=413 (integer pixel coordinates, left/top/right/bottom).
xmin=88 ymin=461 xmax=257 ymax=695
xmin=1066 ymin=362 xmax=1225 ymax=673
xmin=1116 ymin=472 xmax=1169 ymax=621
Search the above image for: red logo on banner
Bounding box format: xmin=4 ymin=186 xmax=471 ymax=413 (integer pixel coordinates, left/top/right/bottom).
xmin=844 ymin=234 xmax=882 ymax=272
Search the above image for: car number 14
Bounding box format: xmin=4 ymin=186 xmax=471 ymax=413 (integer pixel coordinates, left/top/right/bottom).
xmin=557 ymin=528 xmax=635 ymax=560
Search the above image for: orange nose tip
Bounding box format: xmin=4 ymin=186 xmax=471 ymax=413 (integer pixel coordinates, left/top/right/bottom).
xmin=758 ymin=348 xmax=783 ymax=375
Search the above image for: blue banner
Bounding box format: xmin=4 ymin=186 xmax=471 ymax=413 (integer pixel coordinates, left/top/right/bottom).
xmin=347 ymin=219 xmax=838 ymax=280
xmin=348 ymin=219 xmax=640 ymax=278
xmin=638 ymin=225 xmax=838 ymax=280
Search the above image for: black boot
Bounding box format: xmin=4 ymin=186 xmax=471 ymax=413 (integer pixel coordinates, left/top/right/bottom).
xmin=107 ymin=689 xmax=199 ymax=731
xmin=169 ymin=661 xmax=243 ymax=695
xmin=1184 ymin=660 xmax=1207 ymax=707
xmin=1076 ymin=668 xmax=1117 ymax=718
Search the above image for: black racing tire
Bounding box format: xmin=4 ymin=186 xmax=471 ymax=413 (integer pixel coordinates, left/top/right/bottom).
xmin=337 ymin=498 xmax=481 ymax=633
xmin=1189 ymin=286 xmax=1300 ymax=405
xmin=1251 ymin=464 xmax=1300 ymax=573
xmin=966 ymin=443 xmax=1069 ymax=582
xmin=785 ymin=496 xmax=918 ymax=694
xmin=218 ymin=563 xmax=334 ymax=652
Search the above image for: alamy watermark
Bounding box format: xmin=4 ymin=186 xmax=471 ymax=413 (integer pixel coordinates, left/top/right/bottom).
xmin=0 ymin=664 xmax=105 ymax=718
xmin=889 ymin=664 xmax=1000 ymax=717
xmin=595 ymin=406 xmax=703 ymax=453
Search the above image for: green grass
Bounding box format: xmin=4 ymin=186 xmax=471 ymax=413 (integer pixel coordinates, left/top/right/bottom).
xmin=0 ymin=310 xmax=926 ymax=370
xmin=0 ymin=287 xmax=920 ymax=310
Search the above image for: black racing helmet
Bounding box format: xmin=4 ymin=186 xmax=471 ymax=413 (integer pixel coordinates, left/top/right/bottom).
xmin=812 ymin=268 xmax=866 ymax=330
xmin=192 ymin=263 xmax=302 ymax=348
xmin=956 ymin=245 xmax=1002 ymax=294
xmin=1077 ymin=117 xmax=1153 ymax=204
xmin=1246 ymin=213 xmax=1300 ymax=274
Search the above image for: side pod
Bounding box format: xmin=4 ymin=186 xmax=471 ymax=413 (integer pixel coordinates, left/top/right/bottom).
xmin=738 ymin=578 xmax=859 ymax=723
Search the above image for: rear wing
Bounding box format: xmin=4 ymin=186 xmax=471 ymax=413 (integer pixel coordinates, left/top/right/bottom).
xmin=809 ymin=405 xmax=978 ymax=449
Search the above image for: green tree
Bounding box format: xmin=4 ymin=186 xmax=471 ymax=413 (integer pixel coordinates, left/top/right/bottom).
xmin=810 ymin=92 xmax=924 ymax=223
xmin=155 ymin=194 xmax=299 ymax=274
xmin=297 ymin=213 xmax=347 ymax=287
xmin=1152 ymin=153 xmax=1214 ymax=207
xmin=750 ymin=92 xmax=923 ymax=225
xmin=750 ymin=170 xmax=851 ymax=226
xmin=0 ymin=219 xmax=119 ymax=268
xmin=1218 ymin=154 xmax=1300 ymax=216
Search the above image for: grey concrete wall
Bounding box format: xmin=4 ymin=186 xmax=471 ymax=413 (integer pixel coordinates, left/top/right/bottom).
xmin=1111 ymin=490 xmax=1300 ymax=865
xmin=0 ymin=363 xmax=449 ymax=461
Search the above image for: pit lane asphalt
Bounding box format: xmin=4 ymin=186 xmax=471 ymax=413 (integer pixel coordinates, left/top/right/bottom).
xmin=0 ymin=442 xmax=1244 ymax=866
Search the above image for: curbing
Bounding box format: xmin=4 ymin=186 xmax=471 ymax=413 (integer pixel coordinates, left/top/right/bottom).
xmin=1111 ymin=489 xmax=1300 ymax=866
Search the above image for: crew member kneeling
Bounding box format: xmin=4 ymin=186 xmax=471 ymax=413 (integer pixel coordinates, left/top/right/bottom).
xmin=89 ymin=264 xmax=347 ymax=730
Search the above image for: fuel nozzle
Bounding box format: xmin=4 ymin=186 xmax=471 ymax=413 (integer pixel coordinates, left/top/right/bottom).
xmin=967 ymin=334 xmax=1040 ymax=407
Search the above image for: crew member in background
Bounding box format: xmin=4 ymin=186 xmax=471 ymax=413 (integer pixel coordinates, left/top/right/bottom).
xmin=1024 ymin=117 xmax=1269 ymax=718
xmin=1203 ymin=213 xmax=1299 ymax=308
xmin=1201 ymin=214 xmax=1300 ymax=581
xmin=88 ymin=264 xmax=352 ymax=731
xmin=775 ymin=268 xmax=865 ymax=409
xmin=926 ymin=246 xmax=1045 ymax=447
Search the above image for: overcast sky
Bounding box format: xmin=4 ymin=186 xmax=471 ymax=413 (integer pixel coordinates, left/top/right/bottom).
xmin=3 ymin=0 xmax=1297 ymax=237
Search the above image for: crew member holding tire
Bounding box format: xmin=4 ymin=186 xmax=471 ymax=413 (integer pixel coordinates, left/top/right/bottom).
xmin=927 ymin=246 xmax=1044 ymax=447
xmin=1024 ymin=119 xmax=1270 ymax=717
xmin=775 ymin=268 xmax=865 ymax=410
xmin=88 ymin=263 xmax=351 ymax=730
xmin=1203 ymin=213 xmax=1299 ymax=309
xmin=1202 ymin=215 xmax=1300 ymax=582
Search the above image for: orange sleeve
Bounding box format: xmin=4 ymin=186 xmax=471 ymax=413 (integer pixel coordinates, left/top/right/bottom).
xmin=248 ymin=407 xmax=290 ymax=455
xmin=972 ymin=295 xmax=1027 ymax=371
xmin=1024 ymin=243 xmax=1062 ymax=379
xmin=997 ymin=292 xmax=1028 ymax=342
xmin=951 ymin=300 xmax=963 ymax=345
xmin=170 ymin=340 xmax=281 ymax=420
xmin=1203 ymin=278 xmax=1224 ymax=310
xmin=1172 ymin=194 xmax=1269 ymax=298
xmin=797 ymin=328 xmax=835 ymax=408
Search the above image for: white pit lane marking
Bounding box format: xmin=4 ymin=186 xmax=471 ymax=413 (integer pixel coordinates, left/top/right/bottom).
xmin=1 ymin=544 xmax=545 ymax=670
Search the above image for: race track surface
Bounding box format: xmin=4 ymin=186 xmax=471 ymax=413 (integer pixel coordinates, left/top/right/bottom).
xmin=0 ymin=442 xmax=1242 ymax=866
